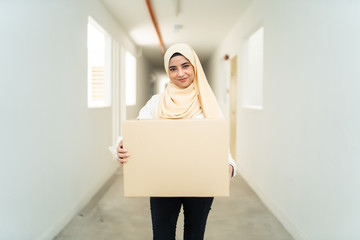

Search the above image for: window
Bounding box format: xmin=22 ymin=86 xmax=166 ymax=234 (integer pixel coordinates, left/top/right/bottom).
xmin=87 ymin=17 xmax=111 ymax=108
xmin=243 ymin=27 xmax=264 ymax=109
xmin=125 ymin=51 xmax=136 ymax=106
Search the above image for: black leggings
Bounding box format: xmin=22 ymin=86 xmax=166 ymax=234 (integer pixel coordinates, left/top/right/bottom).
xmin=150 ymin=197 xmax=214 ymax=240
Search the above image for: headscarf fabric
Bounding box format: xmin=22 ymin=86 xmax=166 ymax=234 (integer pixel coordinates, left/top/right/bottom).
xmin=157 ymin=43 xmax=222 ymax=119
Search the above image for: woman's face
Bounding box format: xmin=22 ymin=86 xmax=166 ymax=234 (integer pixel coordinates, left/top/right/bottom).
xmin=168 ymin=55 xmax=195 ymax=89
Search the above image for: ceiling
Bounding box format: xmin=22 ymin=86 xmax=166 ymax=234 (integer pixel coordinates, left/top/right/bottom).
xmin=102 ymin=0 xmax=253 ymax=69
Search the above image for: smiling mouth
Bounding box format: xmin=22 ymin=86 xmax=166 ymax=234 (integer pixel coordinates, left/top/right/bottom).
xmin=178 ymin=78 xmax=187 ymax=82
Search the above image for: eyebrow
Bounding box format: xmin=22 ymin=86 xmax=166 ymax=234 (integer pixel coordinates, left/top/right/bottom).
xmin=168 ymin=61 xmax=190 ymax=69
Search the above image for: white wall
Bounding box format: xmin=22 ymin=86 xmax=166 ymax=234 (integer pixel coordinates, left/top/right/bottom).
xmin=126 ymin=55 xmax=152 ymax=120
xmin=0 ymin=1 xmax=147 ymax=239
xmin=208 ymin=1 xmax=360 ymax=239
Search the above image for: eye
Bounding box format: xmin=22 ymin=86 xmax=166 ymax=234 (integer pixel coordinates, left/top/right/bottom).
xmin=169 ymin=67 xmax=176 ymax=72
xmin=183 ymin=64 xmax=190 ymax=69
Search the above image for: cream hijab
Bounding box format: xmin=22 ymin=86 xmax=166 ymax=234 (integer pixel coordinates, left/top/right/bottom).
xmin=157 ymin=43 xmax=222 ymax=119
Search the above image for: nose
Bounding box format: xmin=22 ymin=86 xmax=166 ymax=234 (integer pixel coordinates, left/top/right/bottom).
xmin=178 ymin=68 xmax=185 ymax=77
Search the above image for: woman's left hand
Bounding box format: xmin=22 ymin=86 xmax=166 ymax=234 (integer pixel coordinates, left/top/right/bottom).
xmin=229 ymin=165 xmax=234 ymax=183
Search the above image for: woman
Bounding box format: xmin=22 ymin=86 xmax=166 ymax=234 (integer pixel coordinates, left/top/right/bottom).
xmin=117 ymin=43 xmax=236 ymax=240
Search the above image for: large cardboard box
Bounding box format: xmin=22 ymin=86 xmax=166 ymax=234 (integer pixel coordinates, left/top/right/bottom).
xmin=122 ymin=119 xmax=229 ymax=197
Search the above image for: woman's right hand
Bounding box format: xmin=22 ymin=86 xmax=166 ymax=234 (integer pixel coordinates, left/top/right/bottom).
xmin=117 ymin=140 xmax=130 ymax=165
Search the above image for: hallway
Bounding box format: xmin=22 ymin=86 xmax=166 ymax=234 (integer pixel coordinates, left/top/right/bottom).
xmin=2 ymin=1 xmax=360 ymax=240
xmin=54 ymin=168 xmax=293 ymax=240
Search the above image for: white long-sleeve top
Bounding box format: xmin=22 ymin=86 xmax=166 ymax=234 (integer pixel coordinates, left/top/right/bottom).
xmin=137 ymin=94 xmax=237 ymax=177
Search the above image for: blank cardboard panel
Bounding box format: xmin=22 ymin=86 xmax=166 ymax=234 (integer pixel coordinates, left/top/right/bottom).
xmin=122 ymin=119 xmax=229 ymax=197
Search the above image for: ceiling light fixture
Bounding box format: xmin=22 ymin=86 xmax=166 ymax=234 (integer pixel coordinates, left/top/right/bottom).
xmin=174 ymin=0 xmax=180 ymax=16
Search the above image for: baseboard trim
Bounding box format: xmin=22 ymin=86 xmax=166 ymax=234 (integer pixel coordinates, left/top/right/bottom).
xmin=44 ymin=162 xmax=119 ymax=240
xmin=236 ymin=167 xmax=308 ymax=240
